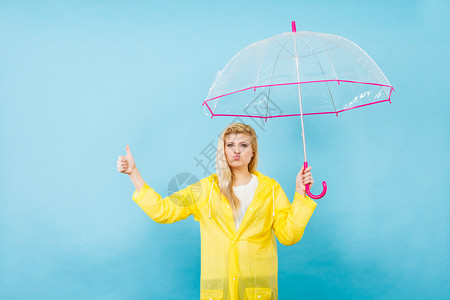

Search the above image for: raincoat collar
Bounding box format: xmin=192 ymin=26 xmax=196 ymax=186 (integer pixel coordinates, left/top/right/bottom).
xmin=209 ymin=170 xmax=273 ymax=187
xmin=207 ymin=170 xmax=276 ymax=240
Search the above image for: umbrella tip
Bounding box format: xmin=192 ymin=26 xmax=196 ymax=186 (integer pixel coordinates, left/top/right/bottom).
xmin=291 ymin=21 xmax=296 ymax=32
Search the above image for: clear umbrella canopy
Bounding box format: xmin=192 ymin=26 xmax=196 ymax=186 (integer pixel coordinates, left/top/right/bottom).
xmin=204 ymin=24 xmax=394 ymax=199
xmin=203 ymin=31 xmax=394 ymax=119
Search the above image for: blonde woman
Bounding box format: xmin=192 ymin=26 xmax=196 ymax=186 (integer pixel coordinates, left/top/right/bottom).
xmin=117 ymin=123 xmax=317 ymax=300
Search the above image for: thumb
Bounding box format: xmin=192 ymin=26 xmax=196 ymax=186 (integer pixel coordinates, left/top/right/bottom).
xmin=126 ymin=145 xmax=132 ymax=157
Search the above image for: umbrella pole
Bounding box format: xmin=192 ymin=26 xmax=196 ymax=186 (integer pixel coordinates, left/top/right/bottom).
xmin=296 ymin=82 xmax=308 ymax=164
xmin=292 ymin=21 xmax=327 ymax=199
xmin=292 ymin=29 xmax=308 ymax=164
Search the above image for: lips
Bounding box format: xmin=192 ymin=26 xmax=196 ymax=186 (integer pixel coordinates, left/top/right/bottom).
xmin=233 ymin=155 xmax=240 ymax=160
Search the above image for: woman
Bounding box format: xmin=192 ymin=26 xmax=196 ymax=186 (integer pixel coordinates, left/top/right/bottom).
xmin=117 ymin=123 xmax=317 ymax=300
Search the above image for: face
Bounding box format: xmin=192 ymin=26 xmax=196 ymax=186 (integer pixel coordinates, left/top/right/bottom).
xmin=224 ymin=133 xmax=254 ymax=171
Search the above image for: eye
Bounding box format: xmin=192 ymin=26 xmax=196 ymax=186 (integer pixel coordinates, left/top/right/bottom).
xmin=227 ymin=143 xmax=234 ymax=147
xmin=240 ymin=143 xmax=248 ymax=147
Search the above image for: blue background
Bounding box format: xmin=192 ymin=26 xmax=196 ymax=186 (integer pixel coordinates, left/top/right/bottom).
xmin=1 ymin=0 xmax=449 ymax=299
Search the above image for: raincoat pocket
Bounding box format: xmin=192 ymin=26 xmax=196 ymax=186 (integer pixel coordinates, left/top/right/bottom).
xmin=200 ymin=289 xmax=223 ymax=300
xmin=245 ymin=287 xmax=272 ymax=299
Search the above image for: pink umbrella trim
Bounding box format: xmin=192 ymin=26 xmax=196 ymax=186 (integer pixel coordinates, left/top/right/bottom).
xmin=202 ymin=79 xmax=394 ymax=119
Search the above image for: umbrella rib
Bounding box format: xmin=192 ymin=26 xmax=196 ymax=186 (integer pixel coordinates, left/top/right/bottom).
xmin=313 ymin=37 xmax=339 ymax=81
xmin=337 ymin=40 xmax=389 ymax=99
xmin=273 ymin=38 xmax=296 ymax=58
xmin=265 ymin=38 xmax=292 ymax=119
xmin=254 ymin=39 xmax=274 ymax=89
xmin=263 ymin=51 xmax=297 ymax=60
xmin=297 ymin=36 xmax=313 ymax=58
xmin=297 ymin=46 xmax=340 ymax=59
xmin=297 ymin=35 xmax=338 ymax=114
xmin=319 ymin=34 xmax=390 ymax=99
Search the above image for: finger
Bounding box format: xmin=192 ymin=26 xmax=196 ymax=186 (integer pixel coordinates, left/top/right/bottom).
xmin=303 ymin=176 xmax=312 ymax=182
xmin=119 ymin=156 xmax=127 ymax=161
xmin=305 ymin=166 xmax=312 ymax=172
xmin=303 ymin=179 xmax=313 ymax=185
xmin=303 ymin=182 xmax=313 ymax=188
xmin=303 ymin=174 xmax=312 ymax=180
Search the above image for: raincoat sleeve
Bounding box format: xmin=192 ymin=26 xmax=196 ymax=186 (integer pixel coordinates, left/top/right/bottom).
xmin=272 ymin=183 xmax=317 ymax=246
xmin=132 ymin=179 xmax=207 ymax=224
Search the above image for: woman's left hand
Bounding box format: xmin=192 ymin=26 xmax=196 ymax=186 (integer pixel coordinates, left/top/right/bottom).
xmin=296 ymin=165 xmax=314 ymax=197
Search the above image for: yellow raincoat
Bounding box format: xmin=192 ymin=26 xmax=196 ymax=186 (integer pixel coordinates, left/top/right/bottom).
xmin=132 ymin=170 xmax=317 ymax=300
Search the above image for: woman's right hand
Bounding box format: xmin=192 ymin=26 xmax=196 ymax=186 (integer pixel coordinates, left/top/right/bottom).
xmin=117 ymin=145 xmax=136 ymax=175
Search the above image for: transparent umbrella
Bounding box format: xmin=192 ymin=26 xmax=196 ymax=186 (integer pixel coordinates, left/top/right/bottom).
xmin=203 ymin=21 xmax=394 ymax=199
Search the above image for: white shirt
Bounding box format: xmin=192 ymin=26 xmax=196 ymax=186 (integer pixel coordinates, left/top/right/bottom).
xmin=233 ymin=173 xmax=259 ymax=231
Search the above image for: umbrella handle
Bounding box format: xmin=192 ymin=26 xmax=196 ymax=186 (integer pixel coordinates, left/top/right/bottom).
xmin=304 ymin=162 xmax=327 ymax=199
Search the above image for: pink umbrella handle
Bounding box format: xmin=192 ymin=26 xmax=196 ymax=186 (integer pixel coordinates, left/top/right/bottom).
xmin=303 ymin=162 xmax=327 ymax=199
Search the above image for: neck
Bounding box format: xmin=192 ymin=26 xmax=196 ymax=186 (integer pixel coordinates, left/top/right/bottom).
xmin=231 ymin=167 xmax=252 ymax=186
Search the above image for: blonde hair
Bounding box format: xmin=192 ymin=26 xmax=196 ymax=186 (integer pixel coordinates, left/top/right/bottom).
xmin=216 ymin=122 xmax=258 ymax=217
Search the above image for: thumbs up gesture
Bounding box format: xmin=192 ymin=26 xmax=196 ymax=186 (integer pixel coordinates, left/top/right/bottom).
xmin=117 ymin=145 xmax=136 ymax=175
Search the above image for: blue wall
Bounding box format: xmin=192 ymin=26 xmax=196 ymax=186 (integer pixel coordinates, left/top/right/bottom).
xmin=1 ymin=0 xmax=449 ymax=299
